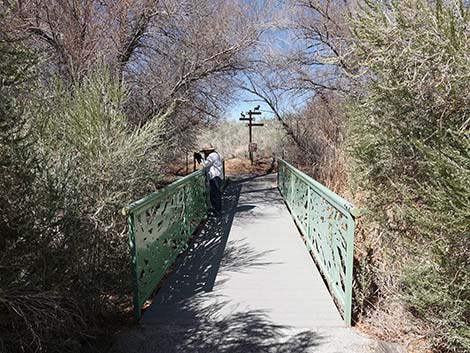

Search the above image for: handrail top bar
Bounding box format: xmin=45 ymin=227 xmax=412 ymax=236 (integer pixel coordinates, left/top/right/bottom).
xmin=122 ymin=169 xmax=205 ymax=216
xmin=279 ymin=159 xmax=361 ymax=218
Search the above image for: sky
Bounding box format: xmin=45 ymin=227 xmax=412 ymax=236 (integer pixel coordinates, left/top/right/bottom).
xmin=223 ymin=11 xmax=315 ymax=122
xmin=224 ymin=81 xmax=313 ymax=122
xmin=225 ymin=89 xmax=275 ymax=121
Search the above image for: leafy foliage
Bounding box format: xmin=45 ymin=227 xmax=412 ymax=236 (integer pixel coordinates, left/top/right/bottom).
xmin=0 ymin=45 xmax=167 ymax=352
xmin=347 ymin=0 xmax=469 ymax=351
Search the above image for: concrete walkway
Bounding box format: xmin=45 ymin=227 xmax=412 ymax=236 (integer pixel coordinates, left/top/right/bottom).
xmin=116 ymin=174 xmax=372 ymax=353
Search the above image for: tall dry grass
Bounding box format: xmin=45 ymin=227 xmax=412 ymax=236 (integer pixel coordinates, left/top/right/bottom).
xmin=198 ymin=119 xmax=289 ymax=160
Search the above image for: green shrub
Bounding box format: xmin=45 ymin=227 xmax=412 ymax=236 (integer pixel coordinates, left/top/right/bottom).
xmin=30 ymin=67 xmax=167 ymax=291
xmin=0 ymin=59 xmax=168 ymax=352
xmin=347 ymin=0 xmax=469 ymax=351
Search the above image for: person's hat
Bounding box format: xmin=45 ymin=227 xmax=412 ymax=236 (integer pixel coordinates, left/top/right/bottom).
xmin=201 ymin=143 xmax=215 ymax=151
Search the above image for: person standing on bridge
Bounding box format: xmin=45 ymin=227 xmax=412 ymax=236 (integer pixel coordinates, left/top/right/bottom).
xmin=195 ymin=144 xmax=223 ymax=215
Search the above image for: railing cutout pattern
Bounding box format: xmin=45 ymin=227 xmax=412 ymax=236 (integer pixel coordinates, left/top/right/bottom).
xmin=278 ymin=160 xmax=360 ymax=325
xmin=123 ymin=169 xmax=209 ymax=320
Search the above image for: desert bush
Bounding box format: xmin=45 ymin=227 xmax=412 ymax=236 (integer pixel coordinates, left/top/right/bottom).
xmin=0 ymin=49 xmax=168 ymax=351
xmin=346 ymin=0 xmax=469 ymax=351
xmin=29 ymin=67 xmax=167 ymax=291
xmin=283 ymin=93 xmax=350 ymax=194
xmin=0 ymin=22 xmax=84 ymax=353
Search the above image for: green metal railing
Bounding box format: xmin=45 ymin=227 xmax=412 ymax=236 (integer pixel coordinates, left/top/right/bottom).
xmin=278 ymin=160 xmax=360 ymax=325
xmin=122 ymin=169 xmax=209 ymax=320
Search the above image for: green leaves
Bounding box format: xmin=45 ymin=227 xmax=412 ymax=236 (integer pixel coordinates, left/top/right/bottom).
xmin=347 ymin=1 xmax=469 ymax=351
xmin=1 ymin=59 xmax=169 ymax=352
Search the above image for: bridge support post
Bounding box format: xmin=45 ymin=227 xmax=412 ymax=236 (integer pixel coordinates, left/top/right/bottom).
xmin=306 ymin=186 xmax=312 ymax=242
xmin=289 ymin=171 xmax=295 ymax=207
xmin=344 ymin=216 xmax=355 ymax=325
xmin=127 ymin=213 xmax=142 ymax=321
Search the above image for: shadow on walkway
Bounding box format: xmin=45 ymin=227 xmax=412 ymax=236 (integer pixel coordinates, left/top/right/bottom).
xmin=116 ymin=174 xmax=324 ymax=353
xmin=119 ymin=304 xmax=322 ymax=353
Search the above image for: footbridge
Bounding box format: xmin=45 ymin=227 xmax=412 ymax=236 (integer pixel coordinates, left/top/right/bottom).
xmin=118 ymin=160 xmax=372 ymax=353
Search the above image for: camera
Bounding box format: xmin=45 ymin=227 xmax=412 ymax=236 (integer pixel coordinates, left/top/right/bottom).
xmin=193 ymin=152 xmax=202 ymax=164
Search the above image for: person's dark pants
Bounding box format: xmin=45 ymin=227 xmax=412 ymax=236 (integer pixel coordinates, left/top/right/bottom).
xmin=209 ymin=176 xmax=222 ymax=213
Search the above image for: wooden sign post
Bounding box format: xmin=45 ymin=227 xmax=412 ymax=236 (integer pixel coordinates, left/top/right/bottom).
xmin=240 ymin=106 xmax=264 ymax=165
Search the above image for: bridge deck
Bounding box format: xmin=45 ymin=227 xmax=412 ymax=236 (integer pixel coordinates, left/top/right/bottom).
xmin=117 ymin=174 xmax=371 ymax=353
